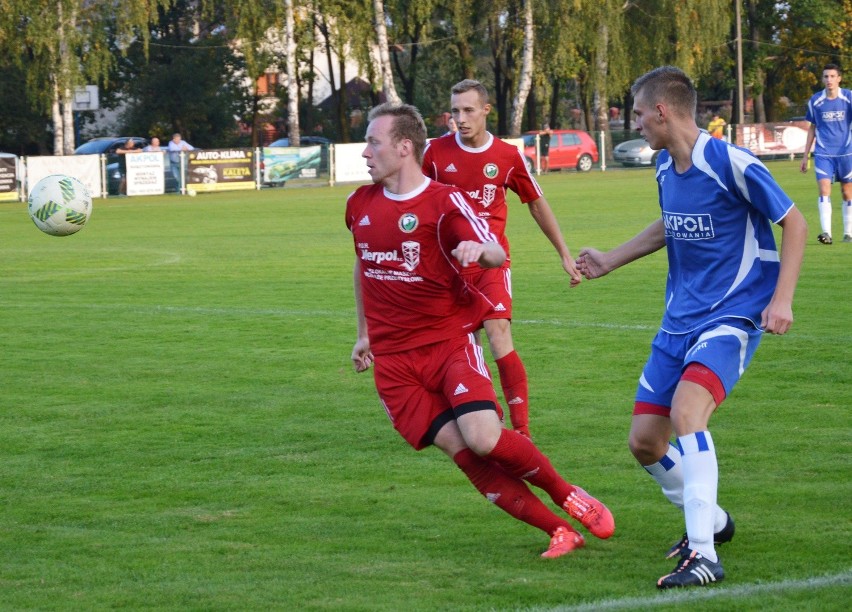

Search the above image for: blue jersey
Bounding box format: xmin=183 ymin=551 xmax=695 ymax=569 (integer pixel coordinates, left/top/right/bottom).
xmin=805 ymin=88 xmax=852 ymax=156
xmin=655 ymin=132 xmax=794 ymax=334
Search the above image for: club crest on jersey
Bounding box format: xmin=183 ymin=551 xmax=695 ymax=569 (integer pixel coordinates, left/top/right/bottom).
xmin=483 ymin=163 xmax=498 ymax=179
xmin=398 ymin=212 xmax=418 ymax=233
xmin=481 ymin=184 xmax=497 ymax=207
xmin=401 ymin=240 xmax=420 ymax=271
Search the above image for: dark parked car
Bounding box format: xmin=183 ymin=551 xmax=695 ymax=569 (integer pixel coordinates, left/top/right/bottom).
xmin=613 ymin=138 xmax=660 ymax=167
xmin=74 ymin=137 xmax=179 ymax=194
xmin=522 ymin=129 xmax=599 ymax=172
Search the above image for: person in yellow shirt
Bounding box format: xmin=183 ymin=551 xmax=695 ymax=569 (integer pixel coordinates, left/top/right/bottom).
xmin=708 ymin=113 xmax=726 ymax=139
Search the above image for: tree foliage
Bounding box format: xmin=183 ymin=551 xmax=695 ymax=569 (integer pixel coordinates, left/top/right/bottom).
xmin=1 ymin=0 xmax=850 ymax=153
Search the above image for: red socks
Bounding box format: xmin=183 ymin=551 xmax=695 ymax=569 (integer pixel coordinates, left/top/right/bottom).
xmin=495 ymin=351 xmax=529 ymax=435
xmin=453 ymin=448 xmax=568 ymax=535
xmin=485 ymin=429 xmax=574 ymax=507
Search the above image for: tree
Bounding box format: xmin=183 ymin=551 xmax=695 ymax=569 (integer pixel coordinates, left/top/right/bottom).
xmin=508 ymin=0 xmax=534 ymax=136
xmin=284 ymin=0 xmax=300 ymax=145
xmin=0 ymin=0 xmax=169 ymax=154
xmin=119 ymin=2 xmax=252 ymax=147
xmin=386 ymin=0 xmax=439 ymax=105
xmin=373 ymin=0 xmax=401 ymax=104
xmin=758 ymin=0 xmax=852 ymax=122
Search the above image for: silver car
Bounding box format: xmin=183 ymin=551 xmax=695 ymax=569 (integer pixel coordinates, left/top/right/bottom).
xmin=613 ymin=138 xmax=660 ymax=167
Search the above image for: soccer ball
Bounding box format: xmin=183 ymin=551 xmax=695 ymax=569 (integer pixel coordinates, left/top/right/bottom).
xmin=27 ymin=174 xmax=93 ymax=236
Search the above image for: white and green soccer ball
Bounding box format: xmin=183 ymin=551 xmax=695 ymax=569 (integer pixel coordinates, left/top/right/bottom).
xmin=27 ymin=174 xmax=93 ymax=236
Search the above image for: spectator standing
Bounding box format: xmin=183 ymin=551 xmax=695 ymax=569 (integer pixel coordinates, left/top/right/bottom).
xmin=168 ymin=133 xmax=194 ymax=188
xmin=540 ymin=124 xmax=553 ymax=173
xmin=116 ymin=138 xmax=140 ymax=195
xmin=799 ymin=63 xmax=852 ymax=244
xmin=707 ymin=113 xmax=726 ymax=139
xmin=445 ymin=116 xmax=459 ymax=136
xmin=143 ymin=137 xmax=163 ymax=152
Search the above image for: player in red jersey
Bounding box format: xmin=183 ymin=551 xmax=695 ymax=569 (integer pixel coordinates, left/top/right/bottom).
xmin=348 ymin=102 xmax=614 ymax=558
xmin=422 ymin=79 xmax=582 ymax=439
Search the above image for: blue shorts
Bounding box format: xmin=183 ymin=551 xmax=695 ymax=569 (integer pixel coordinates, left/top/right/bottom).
xmin=814 ymin=154 xmax=852 ymax=184
xmin=634 ymin=319 xmax=763 ymax=411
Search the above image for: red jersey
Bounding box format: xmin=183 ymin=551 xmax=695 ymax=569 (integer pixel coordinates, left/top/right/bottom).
xmin=346 ymin=178 xmax=497 ymax=355
xmin=422 ymin=132 xmax=542 ymax=261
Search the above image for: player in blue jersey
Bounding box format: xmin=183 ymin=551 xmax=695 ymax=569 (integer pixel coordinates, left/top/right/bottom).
xmin=799 ymin=63 xmax=852 ymax=244
xmin=576 ymin=66 xmax=807 ymax=589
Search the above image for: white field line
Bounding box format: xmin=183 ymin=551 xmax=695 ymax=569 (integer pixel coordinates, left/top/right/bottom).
xmin=540 ymin=569 xmax=852 ymax=612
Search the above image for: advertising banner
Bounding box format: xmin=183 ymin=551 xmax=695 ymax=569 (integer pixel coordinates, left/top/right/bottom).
xmin=735 ymin=121 xmax=810 ymax=158
xmin=187 ymin=149 xmax=255 ymax=192
xmin=0 ymin=156 xmax=18 ymax=201
xmin=262 ymin=145 xmax=323 ymax=184
xmin=334 ymin=143 xmax=371 ymax=184
xmin=127 ymin=152 xmax=165 ymax=196
xmin=26 ymin=155 xmax=101 ymax=198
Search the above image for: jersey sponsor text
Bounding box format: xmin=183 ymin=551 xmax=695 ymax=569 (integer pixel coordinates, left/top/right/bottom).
xmin=663 ymin=212 xmax=714 ymax=240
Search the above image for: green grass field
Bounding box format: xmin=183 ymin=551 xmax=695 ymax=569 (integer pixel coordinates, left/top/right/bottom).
xmin=1 ymin=163 xmax=849 ymax=610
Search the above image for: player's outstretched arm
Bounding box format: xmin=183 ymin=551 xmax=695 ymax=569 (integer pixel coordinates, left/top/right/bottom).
xmin=528 ymin=196 xmax=582 ymax=287
xmin=761 ymin=207 xmax=807 ymax=335
xmin=352 ymin=260 xmax=374 ymax=372
xmin=577 ymin=219 xmax=666 ymax=280
xmin=452 ymin=240 xmax=506 ymax=269
xmin=800 ymin=125 xmax=816 ymax=173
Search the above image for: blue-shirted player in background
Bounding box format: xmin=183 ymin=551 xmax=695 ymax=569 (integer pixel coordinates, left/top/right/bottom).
xmin=800 ymin=63 xmax=852 ymax=244
xmin=577 ymin=66 xmax=808 ymax=589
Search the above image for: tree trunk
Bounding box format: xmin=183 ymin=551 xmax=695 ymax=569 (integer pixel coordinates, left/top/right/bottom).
xmin=373 ymin=0 xmax=400 ymax=104
xmin=746 ymin=0 xmax=766 ymax=124
xmin=509 ymin=0 xmax=534 ymax=137
xmin=52 ymin=81 xmax=63 ymax=156
xmin=526 ymin=86 xmax=537 ymax=132
xmin=338 ymin=51 xmax=350 ymax=142
xmin=62 ymin=87 xmax=75 ymax=153
xmin=550 ymin=80 xmax=561 ymax=129
xmin=318 ymin=17 xmax=342 ymax=140
xmin=285 ymin=0 xmax=300 ymax=145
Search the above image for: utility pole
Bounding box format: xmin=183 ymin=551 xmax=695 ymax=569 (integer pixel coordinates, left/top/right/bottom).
xmin=736 ymin=0 xmax=744 ymax=124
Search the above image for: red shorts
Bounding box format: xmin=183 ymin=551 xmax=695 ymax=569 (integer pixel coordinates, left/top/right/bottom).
xmin=464 ymin=266 xmax=512 ymax=320
xmin=373 ymin=334 xmax=501 ymax=450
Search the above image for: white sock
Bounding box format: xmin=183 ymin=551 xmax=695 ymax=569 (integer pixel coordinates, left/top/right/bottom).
xmin=818 ymin=197 xmax=832 ymax=235
xmin=843 ymin=200 xmax=852 ymax=236
xmin=644 ymin=442 xmax=729 ymax=532
xmin=644 ymin=442 xmax=684 ymax=508
xmin=679 ymin=431 xmax=719 ymax=563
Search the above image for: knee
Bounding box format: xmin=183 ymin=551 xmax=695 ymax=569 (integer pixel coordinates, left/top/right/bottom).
xmin=464 ymin=429 xmax=500 ymax=456
xmin=628 ymin=431 xmax=667 ymax=466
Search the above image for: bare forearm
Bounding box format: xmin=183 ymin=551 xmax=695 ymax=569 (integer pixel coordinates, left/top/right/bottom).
xmin=529 ymin=197 xmax=572 ymax=260
xmin=452 ymin=240 xmax=506 ymax=269
xmin=353 ymin=261 xmax=368 ymax=339
xmin=775 ymin=208 xmax=807 ymax=305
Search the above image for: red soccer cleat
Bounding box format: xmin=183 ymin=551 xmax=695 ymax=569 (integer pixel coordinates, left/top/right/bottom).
xmin=562 ymin=487 xmax=615 ymax=539
xmin=541 ymin=525 xmax=585 ymax=559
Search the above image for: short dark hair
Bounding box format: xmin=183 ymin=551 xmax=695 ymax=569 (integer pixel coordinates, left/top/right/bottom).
xmin=631 ymin=66 xmax=697 ymax=117
xmin=451 ymin=79 xmax=490 ymax=105
xmin=824 ymin=63 xmax=842 ymax=75
xmin=367 ymin=102 xmax=428 ymax=163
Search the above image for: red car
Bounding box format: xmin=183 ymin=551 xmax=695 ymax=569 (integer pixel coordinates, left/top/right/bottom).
xmin=522 ymin=129 xmax=599 ymax=172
